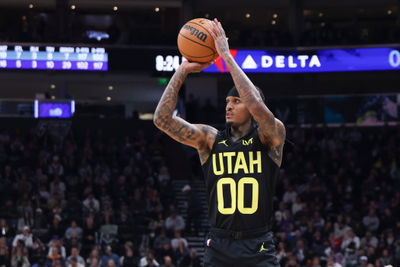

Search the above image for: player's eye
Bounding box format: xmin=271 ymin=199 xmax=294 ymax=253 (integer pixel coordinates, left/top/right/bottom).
xmin=234 ymin=99 xmax=240 ymax=103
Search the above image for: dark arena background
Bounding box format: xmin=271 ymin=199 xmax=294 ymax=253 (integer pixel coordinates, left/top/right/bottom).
xmin=0 ymin=0 xmax=399 ymax=267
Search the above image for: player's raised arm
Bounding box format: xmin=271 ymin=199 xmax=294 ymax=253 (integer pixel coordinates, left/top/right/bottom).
xmin=153 ymin=61 xmax=217 ymax=161
xmin=208 ymin=19 xmax=285 ymax=150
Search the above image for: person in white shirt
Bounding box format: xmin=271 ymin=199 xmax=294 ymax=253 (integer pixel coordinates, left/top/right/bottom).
xmin=139 ymin=250 xmax=159 ymax=267
xmin=83 ymin=194 xmax=100 ymax=213
xmin=170 ymin=231 xmax=188 ymax=249
xmin=341 ymin=229 xmax=360 ymax=250
xmin=67 ymin=247 xmax=86 ymax=266
xmin=12 ymin=226 xmax=33 ymax=248
xmin=283 ymin=186 xmax=297 ymax=204
xmin=334 ymin=215 xmax=351 ymax=240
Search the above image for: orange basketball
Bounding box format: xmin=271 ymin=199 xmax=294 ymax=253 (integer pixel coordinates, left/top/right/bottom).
xmin=177 ymin=18 xmax=218 ymax=63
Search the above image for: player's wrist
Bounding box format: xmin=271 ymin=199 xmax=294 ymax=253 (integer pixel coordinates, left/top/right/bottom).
xmin=178 ymin=63 xmax=191 ymax=76
xmin=221 ymin=51 xmax=233 ymax=61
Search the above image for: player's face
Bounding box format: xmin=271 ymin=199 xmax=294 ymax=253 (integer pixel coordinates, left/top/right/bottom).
xmin=225 ymin=96 xmax=252 ymax=126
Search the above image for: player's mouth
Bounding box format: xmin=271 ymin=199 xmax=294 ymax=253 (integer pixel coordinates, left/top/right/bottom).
xmin=226 ymin=112 xmax=233 ymax=118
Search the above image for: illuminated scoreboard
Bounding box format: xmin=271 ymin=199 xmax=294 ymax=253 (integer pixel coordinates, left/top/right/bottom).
xmin=0 ymin=45 xmax=108 ymax=71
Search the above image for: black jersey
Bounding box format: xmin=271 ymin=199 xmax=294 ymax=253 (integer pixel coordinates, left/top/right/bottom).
xmin=201 ymin=125 xmax=280 ymax=231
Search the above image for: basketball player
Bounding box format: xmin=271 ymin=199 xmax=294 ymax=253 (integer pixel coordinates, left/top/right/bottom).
xmin=154 ymin=18 xmax=285 ymax=267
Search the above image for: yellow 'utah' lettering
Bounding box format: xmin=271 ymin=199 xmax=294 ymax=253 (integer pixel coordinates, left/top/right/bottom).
xmin=249 ymin=151 xmax=262 ymax=173
xmin=223 ymin=152 xmax=235 ymax=174
xmin=212 ymin=151 xmax=262 ymax=175
xmin=212 ymin=153 xmax=224 ymax=175
xmin=233 ymin=152 xmax=249 ymax=174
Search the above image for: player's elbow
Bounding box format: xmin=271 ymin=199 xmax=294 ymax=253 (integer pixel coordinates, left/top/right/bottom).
xmin=153 ymin=115 xmax=170 ymax=131
xmin=153 ymin=115 xmax=163 ymax=129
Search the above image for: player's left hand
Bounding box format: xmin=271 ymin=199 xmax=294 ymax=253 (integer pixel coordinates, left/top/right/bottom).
xmin=208 ymin=18 xmax=230 ymax=59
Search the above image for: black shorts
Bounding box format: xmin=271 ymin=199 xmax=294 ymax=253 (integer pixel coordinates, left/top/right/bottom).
xmin=204 ymin=230 xmax=280 ymax=267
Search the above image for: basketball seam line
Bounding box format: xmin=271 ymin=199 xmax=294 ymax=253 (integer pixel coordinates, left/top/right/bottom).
xmin=178 ymin=33 xmax=216 ymax=55
xmin=187 ymin=21 xmax=213 ymax=37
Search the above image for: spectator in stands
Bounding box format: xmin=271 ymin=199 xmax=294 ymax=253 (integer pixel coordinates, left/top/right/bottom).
xmin=101 ymin=246 xmax=119 ymax=267
xmin=11 ymin=239 xmax=30 ymax=267
xmin=47 ymin=237 xmax=67 ymax=259
xmin=48 ymin=156 xmax=64 ymax=177
xmin=362 ymin=208 xmax=380 ymax=233
xmin=178 ymin=248 xmax=201 ymax=267
xmin=67 ymin=247 xmax=85 ymax=266
xmin=360 ymin=231 xmax=378 ymax=249
xmin=160 ymin=256 xmax=175 ymax=267
xmin=359 ymin=256 xmax=368 ymax=267
xmin=341 ymin=230 xmax=360 ymax=250
xmin=0 ymin=219 xmax=14 ymax=244
xmin=49 ymin=215 xmax=64 ymax=240
xmin=83 ymin=193 xmax=100 ymax=214
xmin=155 ymin=241 xmax=174 ymax=265
xmin=165 ymin=211 xmax=185 ymax=233
xmin=86 ymin=247 xmax=102 ymax=266
xmin=47 ymin=246 xmax=64 ymax=266
xmin=139 ymin=250 xmax=159 ymax=267
xmin=334 ymin=215 xmax=351 ymax=240
xmin=17 ymin=209 xmax=34 ymax=233
xmin=119 ymin=241 xmax=138 ymax=267
xmin=0 ymin=237 xmax=10 ymax=267
xmin=157 ymin=166 xmax=170 ymax=189
xmin=153 ymin=229 xmax=170 ymax=251
xmin=65 ymin=220 xmax=83 ymax=240
xmin=69 ymin=256 xmax=85 ymax=267
xmin=89 ymin=257 xmax=102 ymax=267
xmin=12 ymin=226 xmax=33 ymax=248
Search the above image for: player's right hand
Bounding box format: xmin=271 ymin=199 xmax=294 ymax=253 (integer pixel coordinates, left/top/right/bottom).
xmin=180 ymin=60 xmax=214 ymax=74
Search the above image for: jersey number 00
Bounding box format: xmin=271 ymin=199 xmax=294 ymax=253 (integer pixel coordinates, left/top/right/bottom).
xmin=217 ymin=177 xmax=259 ymax=215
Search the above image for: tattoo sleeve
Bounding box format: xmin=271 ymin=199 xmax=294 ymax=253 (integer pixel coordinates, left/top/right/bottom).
xmin=223 ymin=54 xmax=286 ymax=148
xmin=153 ymin=68 xmax=217 ymax=151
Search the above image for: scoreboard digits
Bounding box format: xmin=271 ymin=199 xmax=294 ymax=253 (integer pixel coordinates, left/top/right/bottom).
xmin=0 ymin=45 xmax=108 ymax=71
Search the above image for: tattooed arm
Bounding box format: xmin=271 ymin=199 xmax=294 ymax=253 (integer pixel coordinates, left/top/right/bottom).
xmin=208 ymin=18 xmax=285 ymax=166
xmin=153 ymin=61 xmax=218 ymax=164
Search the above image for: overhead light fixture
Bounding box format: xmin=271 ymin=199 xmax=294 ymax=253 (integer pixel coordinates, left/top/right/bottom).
xmin=155 ymin=7 xmax=160 ymax=12
xmin=108 ymin=85 xmax=113 ymax=91
xmin=273 ymin=13 xmax=278 ymax=19
xmin=320 ymin=22 xmax=326 ymax=27
xmin=318 ymin=12 xmax=323 ymax=17
xmin=51 ymin=96 xmax=56 ymax=100
xmin=50 ymin=84 xmax=56 ymax=89
xmin=205 ymin=13 xmax=210 ymax=18
xmin=271 ymin=20 xmax=276 ymax=25
xmin=106 ymin=96 xmax=112 ymax=101
xmin=387 ymin=9 xmax=392 ymax=15
xmin=245 ymin=13 xmax=251 ymax=19
xmin=113 ymin=6 xmax=118 ymax=11
xmin=71 ymin=5 xmax=76 ymax=10
xmin=28 ymin=3 xmax=34 ymax=9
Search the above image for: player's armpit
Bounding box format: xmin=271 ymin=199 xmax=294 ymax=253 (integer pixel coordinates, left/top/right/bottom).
xmin=259 ymin=119 xmax=285 ymax=167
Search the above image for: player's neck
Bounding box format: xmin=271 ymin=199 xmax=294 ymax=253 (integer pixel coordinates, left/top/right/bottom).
xmin=230 ymin=119 xmax=253 ymax=142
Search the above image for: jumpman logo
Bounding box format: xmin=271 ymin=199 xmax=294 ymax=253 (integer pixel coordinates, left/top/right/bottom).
xmin=218 ymin=140 xmax=228 ymax=147
xmin=259 ymin=242 xmax=268 ymax=253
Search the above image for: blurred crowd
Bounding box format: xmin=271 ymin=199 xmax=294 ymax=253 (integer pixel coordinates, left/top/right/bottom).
xmin=0 ymin=120 xmax=399 ymax=267
xmin=0 ymin=126 xmax=201 ymax=267
xmin=273 ymin=125 xmax=400 ymax=267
